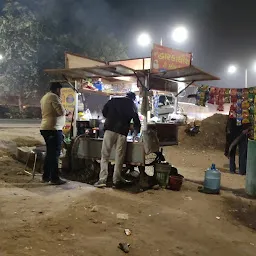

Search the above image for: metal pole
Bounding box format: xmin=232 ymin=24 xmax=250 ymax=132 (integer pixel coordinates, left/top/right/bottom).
xmin=245 ymin=68 xmax=248 ymax=88
xmin=143 ymin=73 xmax=149 ymax=131
xmin=73 ymin=80 xmax=79 ymax=137
xmin=174 ymin=95 xmax=178 ymax=114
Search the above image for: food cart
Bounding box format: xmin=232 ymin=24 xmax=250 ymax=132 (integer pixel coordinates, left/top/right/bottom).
xmin=44 ymin=45 xmax=219 ymax=187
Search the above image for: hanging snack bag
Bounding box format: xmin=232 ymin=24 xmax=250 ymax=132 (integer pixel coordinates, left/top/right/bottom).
xmin=216 ymin=88 xmax=225 ymax=111
xmin=236 ymin=99 xmax=242 ymax=114
xmin=237 ymin=89 xmax=243 ymax=99
xmin=249 ymin=104 xmax=254 ymax=115
xmin=230 ymin=89 xmax=237 ymax=103
xmin=236 ymin=113 xmax=243 ymax=126
xmin=230 ymin=102 xmax=236 ymax=111
xmin=217 ymin=96 xmax=224 ymax=111
xmin=229 ymin=110 xmax=236 ymax=118
xmin=229 ymin=103 xmax=236 ymax=118
xmin=242 ymin=88 xmax=249 ymax=100
xmin=242 ymin=100 xmax=250 ymax=110
xmin=248 ymin=87 xmax=255 ymax=103
xmin=214 ymin=88 xmax=220 ymax=105
xmin=196 ymin=85 xmax=208 ymax=106
xmin=224 ymin=89 xmax=230 ymax=103
xmin=208 ymin=87 xmax=216 ymax=104
xmin=242 ymin=110 xmax=250 ymax=124
xmin=249 ymin=112 xmax=254 ymax=124
xmin=195 ymin=89 xmax=203 ymax=106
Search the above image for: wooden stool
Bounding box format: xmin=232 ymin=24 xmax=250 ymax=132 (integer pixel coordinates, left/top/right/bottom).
xmin=24 ymin=146 xmax=46 ymax=179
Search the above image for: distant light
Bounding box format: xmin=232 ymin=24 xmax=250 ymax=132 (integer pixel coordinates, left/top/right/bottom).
xmin=228 ymin=65 xmax=237 ymax=74
xmin=138 ymin=33 xmax=151 ymax=47
xmin=253 ymin=62 xmax=256 ymax=72
xmin=0 ymin=54 xmax=3 ymax=60
xmin=172 ymin=27 xmax=188 ymax=43
xmin=114 ymin=76 xmax=131 ymax=81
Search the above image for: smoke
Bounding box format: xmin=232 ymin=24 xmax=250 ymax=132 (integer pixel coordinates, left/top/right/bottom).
xmin=4 ymin=0 xmax=256 ymax=88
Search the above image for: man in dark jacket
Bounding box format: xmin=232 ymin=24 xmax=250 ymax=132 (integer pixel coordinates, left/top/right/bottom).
xmin=225 ymin=117 xmax=249 ymax=175
xmin=94 ymin=92 xmax=141 ymax=188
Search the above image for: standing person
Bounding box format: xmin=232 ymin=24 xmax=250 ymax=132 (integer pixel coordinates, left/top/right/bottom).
xmin=94 ymin=92 xmax=141 ymax=188
xmin=225 ymin=117 xmax=249 ymax=175
xmin=40 ymin=82 xmax=66 ymax=185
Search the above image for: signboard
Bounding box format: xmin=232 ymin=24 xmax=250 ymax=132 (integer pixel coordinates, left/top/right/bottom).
xmin=151 ymin=44 xmax=192 ymax=73
xmin=60 ymin=88 xmax=76 ymax=132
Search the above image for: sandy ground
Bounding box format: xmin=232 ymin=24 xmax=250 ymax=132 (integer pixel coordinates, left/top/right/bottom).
xmin=0 ymin=127 xmax=255 ymax=256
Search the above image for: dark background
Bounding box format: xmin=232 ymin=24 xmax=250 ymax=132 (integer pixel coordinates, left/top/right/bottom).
xmin=1 ymin=0 xmax=256 ymax=88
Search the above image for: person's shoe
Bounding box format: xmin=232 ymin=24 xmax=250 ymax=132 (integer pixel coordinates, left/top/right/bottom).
xmin=94 ymin=180 xmax=107 ymax=188
xmin=42 ymin=178 xmax=50 ymax=183
xmin=50 ymin=178 xmax=67 ymax=185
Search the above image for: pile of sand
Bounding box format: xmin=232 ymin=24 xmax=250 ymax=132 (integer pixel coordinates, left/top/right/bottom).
xmin=179 ymin=114 xmax=228 ymax=150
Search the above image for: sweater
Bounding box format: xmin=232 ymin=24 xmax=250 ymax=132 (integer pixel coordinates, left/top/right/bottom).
xmin=40 ymin=92 xmax=66 ymax=131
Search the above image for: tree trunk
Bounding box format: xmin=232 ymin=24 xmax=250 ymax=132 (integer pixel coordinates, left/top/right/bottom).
xmin=18 ymin=95 xmax=24 ymax=113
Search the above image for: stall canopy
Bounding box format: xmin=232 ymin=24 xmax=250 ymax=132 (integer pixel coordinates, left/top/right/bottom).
xmin=45 ymin=59 xmax=219 ymax=93
xmin=150 ymin=65 xmax=219 ymax=83
xmin=147 ymin=65 xmax=219 ymax=92
xmin=45 ymin=64 xmax=136 ymax=80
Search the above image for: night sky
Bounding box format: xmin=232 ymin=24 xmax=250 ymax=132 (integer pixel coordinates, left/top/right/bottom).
xmin=2 ymin=0 xmax=256 ymax=88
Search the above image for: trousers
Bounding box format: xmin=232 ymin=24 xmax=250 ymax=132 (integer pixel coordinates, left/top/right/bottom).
xmin=99 ymin=130 xmax=127 ymax=184
xmin=229 ymin=135 xmax=248 ymax=175
xmin=40 ymin=130 xmax=63 ymax=181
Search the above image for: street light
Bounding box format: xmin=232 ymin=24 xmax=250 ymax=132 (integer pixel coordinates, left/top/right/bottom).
xmin=171 ymin=26 xmax=188 ymax=43
xmin=137 ymin=26 xmax=189 ymax=46
xmin=227 ymin=64 xmax=256 ymax=88
xmin=227 ymin=65 xmax=237 ymax=74
xmin=137 ymin=33 xmax=151 ymax=47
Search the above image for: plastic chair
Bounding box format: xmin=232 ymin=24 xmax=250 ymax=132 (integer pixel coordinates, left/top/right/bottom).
xmin=24 ymin=146 xmax=46 ymax=179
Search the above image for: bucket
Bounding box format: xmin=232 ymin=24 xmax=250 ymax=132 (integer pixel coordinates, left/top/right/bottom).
xmin=155 ymin=163 xmax=171 ymax=188
xmin=169 ymin=174 xmax=184 ymax=191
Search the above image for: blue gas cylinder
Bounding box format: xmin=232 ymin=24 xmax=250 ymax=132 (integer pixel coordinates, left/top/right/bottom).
xmin=203 ymin=164 xmax=221 ymax=194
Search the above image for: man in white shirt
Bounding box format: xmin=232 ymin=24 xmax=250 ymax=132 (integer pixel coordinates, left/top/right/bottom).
xmin=40 ymin=82 xmax=66 ymax=185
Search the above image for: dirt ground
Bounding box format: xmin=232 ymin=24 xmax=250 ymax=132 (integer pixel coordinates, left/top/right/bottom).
xmin=0 ymin=127 xmax=255 ymax=256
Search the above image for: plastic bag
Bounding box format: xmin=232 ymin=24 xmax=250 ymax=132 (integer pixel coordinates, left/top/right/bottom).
xmin=141 ymin=129 xmax=159 ymax=155
xmin=84 ymin=109 xmax=92 ymax=120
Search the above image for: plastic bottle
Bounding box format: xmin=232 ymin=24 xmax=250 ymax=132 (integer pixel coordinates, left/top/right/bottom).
xmin=203 ymin=163 xmax=221 ymax=194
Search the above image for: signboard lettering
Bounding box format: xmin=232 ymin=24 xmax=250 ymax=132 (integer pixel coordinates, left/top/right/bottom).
xmin=151 ymin=44 xmax=192 ymax=73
